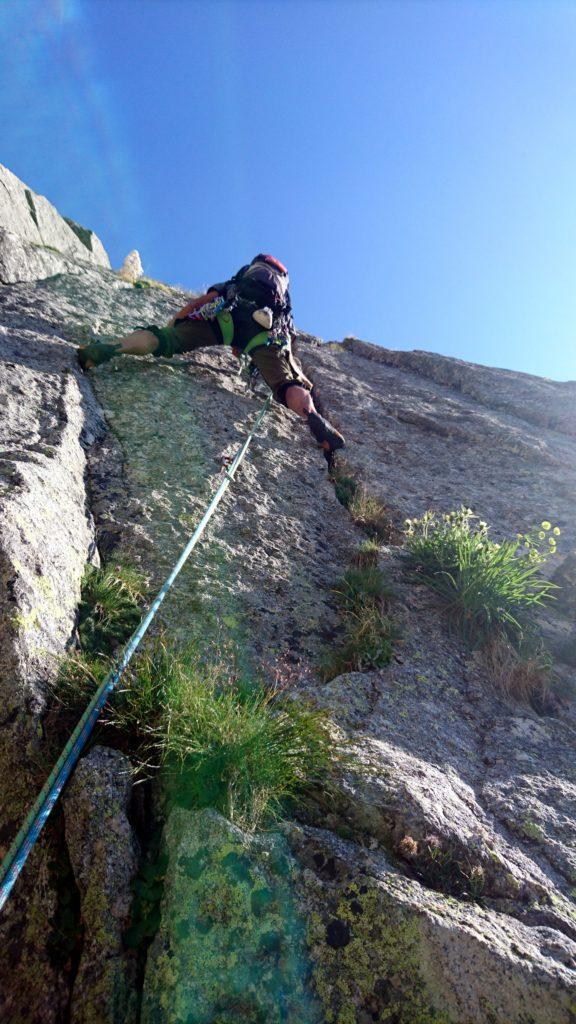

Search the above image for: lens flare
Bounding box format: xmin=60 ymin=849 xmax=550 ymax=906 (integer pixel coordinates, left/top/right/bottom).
xmin=0 ymin=0 xmax=148 ymax=262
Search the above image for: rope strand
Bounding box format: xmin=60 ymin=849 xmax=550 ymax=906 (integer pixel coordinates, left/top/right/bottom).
xmin=0 ymin=395 xmax=272 ymax=912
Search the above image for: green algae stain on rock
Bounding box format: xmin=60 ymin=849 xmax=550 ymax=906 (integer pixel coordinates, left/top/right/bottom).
xmin=92 ymin=360 xmax=248 ymax=651
xmin=141 ymin=808 xmax=322 ymax=1024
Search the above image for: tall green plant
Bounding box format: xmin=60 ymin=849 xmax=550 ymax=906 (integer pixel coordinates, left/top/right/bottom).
xmin=404 ymin=508 xmax=559 ymax=645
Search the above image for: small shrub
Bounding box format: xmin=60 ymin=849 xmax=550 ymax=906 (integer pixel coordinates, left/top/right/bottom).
xmin=78 ymin=562 xmax=147 ymax=657
xmin=404 ymin=508 xmax=559 ymax=646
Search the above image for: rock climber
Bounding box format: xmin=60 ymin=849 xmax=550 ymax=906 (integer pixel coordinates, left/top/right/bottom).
xmin=78 ymin=254 xmax=345 ymax=457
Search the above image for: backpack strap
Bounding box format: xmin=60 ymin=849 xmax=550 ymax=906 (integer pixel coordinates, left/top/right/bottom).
xmin=216 ymin=309 xmax=235 ymax=346
xmin=216 ymin=309 xmax=270 ymax=354
xmin=244 ymin=330 xmax=271 ymax=355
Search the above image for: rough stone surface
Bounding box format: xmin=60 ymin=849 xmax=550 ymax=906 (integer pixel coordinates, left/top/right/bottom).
xmin=117 ymin=250 xmax=143 ymax=282
xmin=300 ymin=335 xmax=576 ymax=552
xmin=0 ymin=162 xmax=110 ymax=272
xmin=299 ymin=552 xmax=576 ymax=943
xmin=0 ymin=297 xmax=105 ymax=1023
xmin=63 ymin=746 xmax=140 ymax=1024
xmin=341 ymin=336 xmax=576 ymax=438
xmin=553 ymin=552 xmax=576 ymax=617
xmin=288 ymin=823 xmax=576 ymax=1024
xmin=141 ymin=808 xmax=321 ymax=1024
xmin=0 ymin=226 xmax=75 ymax=283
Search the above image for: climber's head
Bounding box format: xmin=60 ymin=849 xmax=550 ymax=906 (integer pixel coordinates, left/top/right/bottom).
xmin=251 ymin=253 xmax=289 ymax=281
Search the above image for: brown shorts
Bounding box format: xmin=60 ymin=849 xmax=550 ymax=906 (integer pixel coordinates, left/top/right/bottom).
xmin=142 ymin=319 xmax=312 ymax=405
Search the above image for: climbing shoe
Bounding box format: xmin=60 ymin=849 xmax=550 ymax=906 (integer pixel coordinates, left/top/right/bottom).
xmin=77 ymin=341 xmax=121 ymax=371
xmin=307 ymin=411 xmax=345 ymax=455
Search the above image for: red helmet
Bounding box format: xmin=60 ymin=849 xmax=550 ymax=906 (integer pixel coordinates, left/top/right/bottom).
xmin=251 ymin=253 xmax=288 ymax=276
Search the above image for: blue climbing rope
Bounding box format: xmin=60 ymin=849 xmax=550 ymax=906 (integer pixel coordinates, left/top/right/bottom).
xmin=0 ymin=394 xmax=272 ymax=912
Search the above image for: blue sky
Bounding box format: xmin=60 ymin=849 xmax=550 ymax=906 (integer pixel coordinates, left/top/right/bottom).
xmin=1 ymin=0 xmax=575 ymax=380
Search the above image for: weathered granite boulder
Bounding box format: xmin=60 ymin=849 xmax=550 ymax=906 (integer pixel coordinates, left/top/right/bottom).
xmin=63 ymin=746 xmax=140 ymax=1024
xmin=288 ymin=822 xmax=576 ymax=1024
xmin=0 ymin=226 xmax=74 ymax=283
xmin=0 ymin=163 xmax=110 ymax=280
xmin=117 ymin=250 xmax=143 ymax=283
xmin=0 ymin=312 xmax=105 ymax=1023
xmin=300 ymin=553 xmax=576 ymax=943
xmin=141 ymin=808 xmax=321 ymax=1024
xmin=142 ymin=808 xmax=576 ymax=1024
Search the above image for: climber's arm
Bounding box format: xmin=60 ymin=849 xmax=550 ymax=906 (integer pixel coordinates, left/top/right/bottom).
xmin=170 ymin=289 xmax=220 ymax=325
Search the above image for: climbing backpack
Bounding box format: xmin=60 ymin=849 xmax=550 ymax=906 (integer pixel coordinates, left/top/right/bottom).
xmin=233 ymin=254 xmax=290 ymax=316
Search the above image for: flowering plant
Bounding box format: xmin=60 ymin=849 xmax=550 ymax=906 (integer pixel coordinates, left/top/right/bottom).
xmin=403 ymin=508 xmax=560 ymax=645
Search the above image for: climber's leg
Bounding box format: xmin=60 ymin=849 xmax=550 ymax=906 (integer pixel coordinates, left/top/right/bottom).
xmin=77 ymin=329 xmax=159 ymax=369
xmin=249 ymin=344 xmax=345 ymax=455
xmin=78 ymin=319 xmax=221 ymax=370
xmin=284 ymin=385 xmax=314 ymax=419
xmin=117 ymin=329 xmax=159 ymax=355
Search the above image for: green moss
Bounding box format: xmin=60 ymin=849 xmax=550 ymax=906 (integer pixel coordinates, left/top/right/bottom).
xmin=520 ymin=817 xmax=545 ymax=842
xmin=92 ymin=359 xmax=243 ymax=650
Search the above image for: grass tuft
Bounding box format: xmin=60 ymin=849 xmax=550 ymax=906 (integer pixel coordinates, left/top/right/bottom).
xmin=58 ymin=639 xmax=346 ymax=833
xmin=330 ymin=464 xmax=394 ymax=541
xmin=350 ymin=538 xmax=381 ymax=569
xmin=133 ymin=276 xmax=170 ymax=291
xmin=77 ymin=562 xmax=148 ymax=657
xmin=477 ymin=636 xmax=552 ymax=706
xmin=323 ymin=555 xmax=397 ymax=679
xmin=333 ymin=473 xmax=358 ymax=509
xmin=348 ymin=487 xmax=394 ymax=541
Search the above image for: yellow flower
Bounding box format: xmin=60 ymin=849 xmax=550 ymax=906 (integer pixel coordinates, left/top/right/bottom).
xmin=553 ymin=527 xmax=561 ymax=536
xmin=538 ymin=531 xmax=545 ymax=540
xmin=541 ymin=521 xmax=551 ymax=531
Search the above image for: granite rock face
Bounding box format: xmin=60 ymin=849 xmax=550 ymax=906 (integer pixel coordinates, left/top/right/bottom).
xmin=0 ymin=170 xmax=575 ymax=1021
xmin=289 ymin=823 xmax=576 ymax=1024
xmin=63 ymin=746 xmax=140 ymax=1024
xmin=0 ymin=163 xmax=110 ymax=281
xmin=300 ymin=335 xmax=576 ymax=549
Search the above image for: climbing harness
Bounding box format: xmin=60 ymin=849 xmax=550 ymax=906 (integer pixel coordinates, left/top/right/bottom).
xmin=0 ymin=395 xmax=272 ymax=912
xmin=188 ymin=295 xmax=273 ymax=357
